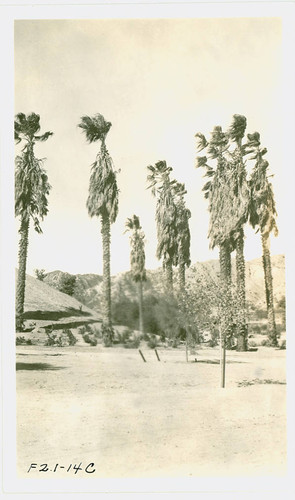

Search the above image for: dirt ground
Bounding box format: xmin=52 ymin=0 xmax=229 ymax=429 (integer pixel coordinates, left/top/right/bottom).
xmin=16 ymin=344 xmax=286 ymax=478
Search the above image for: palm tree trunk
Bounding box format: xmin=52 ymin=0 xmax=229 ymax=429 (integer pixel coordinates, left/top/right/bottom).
xmin=261 ymin=232 xmax=277 ymax=346
xmin=219 ymin=241 xmax=232 ymax=344
xmin=235 ymin=229 xmax=248 ymax=351
xmin=178 ymin=260 xmax=185 ymax=292
xmin=16 ymin=217 xmax=30 ymax=331
xmin=101 ymin=213 xmax=112 ymax=331
xmin=165 ymin=261 xmax=173 ymax=292
xmin=219 ymin=241 xmax=231 ymax=387
xmin=138 ymin=279 xmax=144 ymax=334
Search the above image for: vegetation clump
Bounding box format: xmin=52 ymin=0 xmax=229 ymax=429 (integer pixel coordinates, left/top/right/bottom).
xmin=78 ymin=324 xmax=99 ymax=346
xmin=16 ymin=336 xmax=33 ymax=345
xmin=44 ymin=328 xmax=77 ymax=347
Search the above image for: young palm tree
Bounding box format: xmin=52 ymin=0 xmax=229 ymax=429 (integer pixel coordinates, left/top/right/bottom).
xmin=247 ymin=132 xmax=279 ymax=346
xmin=14 ymin=112 xmax=53 ymax=331
xmin=147 ymin=160 xmax=178 ymax=291
xmin=228 ymin=114 xmax=250 ymax=351
xmin=78 ymin=113 xmax=119 ymax=343
xmin=125 ymin=215 xmax=147 ymax=334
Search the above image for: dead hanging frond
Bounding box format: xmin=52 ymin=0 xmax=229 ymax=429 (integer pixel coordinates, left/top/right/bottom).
xmin=14 ymin=114 xmax=52 ymax=234
xmin=248 ymin=138 xmax=278 ymax=238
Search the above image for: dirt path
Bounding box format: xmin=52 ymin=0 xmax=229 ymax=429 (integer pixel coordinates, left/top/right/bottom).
xmin=16 ymin=346 xmax=286 ymax=478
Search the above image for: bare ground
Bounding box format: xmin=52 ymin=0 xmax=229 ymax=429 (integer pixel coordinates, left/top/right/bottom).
xmin=16 ymin=344 xmax=286 ymax=478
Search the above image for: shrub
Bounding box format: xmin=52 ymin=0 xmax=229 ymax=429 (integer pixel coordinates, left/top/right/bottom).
xmin=63 ymin=328 xmax=77 ymax=346
xmin=124 ymin=337 xmax=141 ymax=349
xmin=82 ymin=333 xmax=97 ymax=346
xmin=101 ymin=324 xmax=115 ymax=346
xmin=121 ymin=329 xmax=132 ymax=343
xmin=45 ymin=331 xmax=60 ymax=346
xmin=44 ymin=331 xmax=66 ymax=347
xmin=248 ymin=340 xmax=257 ymax=348
xmin=260 ymin=339 xmax=271 ymax=347
xmin=78 ymin=324 xmax=96 ymax=337
xmin=34 ymin=268 xmax=47 ymax=281
xmin=279 ymin=339 xmax=286 ymax=350
xmin=172 ymin=338 xmax=179 ymax=348
xmin=208 ymin=328 xmax=219 ymax=347
xmin=16 ymin=336 xmax=26 ymax=345
xmin=78 ymin=326 xmax=87 ymax=335
xmin=91 ymin=325 xmax=102 ymax=338
xmin=147 ymin=335 xmax=158 ymax=349
xmin=249 ymin=324 xmax=268 ymax=336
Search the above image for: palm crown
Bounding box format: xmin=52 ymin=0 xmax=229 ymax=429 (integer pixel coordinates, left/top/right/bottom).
xmin=147 ymin=160 xmax=179 ymax=267
xmin=125 ymin=215 xmax=147 ymax=282
xmin=14 ymin=113 xmax=52 ymax=233
xmin=78 ymin=113 xmax=119 ymax=223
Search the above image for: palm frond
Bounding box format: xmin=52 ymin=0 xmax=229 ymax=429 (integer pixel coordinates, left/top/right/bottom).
xmin=78 ymin=113 xmax=112 ymax=143
xmin=195 ymin=156 xmax=208 ymax=168
xmin=195 ymin=132 xmax=208 ymax=153
xmin=228 ymin=114 xmax=247 ymax=143
xmin=35 ymin=131 xmax=53 ymax=142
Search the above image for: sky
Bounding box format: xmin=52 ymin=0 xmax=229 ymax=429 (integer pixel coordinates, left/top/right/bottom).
xmin=14 ymin=17 xmax=286 ymax=276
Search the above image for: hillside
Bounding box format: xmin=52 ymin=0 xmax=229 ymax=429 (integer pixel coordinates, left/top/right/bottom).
xmin=17 ymin=272 xmax=101 ymax=325
xmin=44 ymin=254 xmax=285 ymax=314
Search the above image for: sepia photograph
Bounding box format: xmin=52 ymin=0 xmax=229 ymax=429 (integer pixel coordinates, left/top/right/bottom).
xmin=1 ymin=1 xmax=295 ymax=497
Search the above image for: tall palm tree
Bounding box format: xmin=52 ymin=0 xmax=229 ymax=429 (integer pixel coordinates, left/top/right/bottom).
xmin=78 ymin=113 xmax=119 ymax=343
xmin=147 ymin=160 xmax=178 ymax=291
xmin=14 ymin=112 xmax=53 ymax=331
xmin=228 ymin=114 xmax=250 ymax=351
xmin=196 ymin=126 xmax=234 ymax=351
xmin=125 ymin=215 xmax=147 ymax=334
xmin=247 ymin=132 xmax=278 ymax=346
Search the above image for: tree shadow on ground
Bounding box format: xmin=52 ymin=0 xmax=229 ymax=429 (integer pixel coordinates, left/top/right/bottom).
xmin=195 ymin=359 xmax=245 ymax=364
xmin=16 ymin=362 xmax=65 ymax=371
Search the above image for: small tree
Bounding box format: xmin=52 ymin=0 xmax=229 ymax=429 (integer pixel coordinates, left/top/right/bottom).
xmin=34 ymin=269 xmax=47 ymax=281
xmin=58 ymin=273 xmax=77 ymax=296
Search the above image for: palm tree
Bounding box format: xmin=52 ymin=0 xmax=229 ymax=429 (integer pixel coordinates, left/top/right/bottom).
xmin=125 ymin=215 xmax=147 ymax=334
xmin=228 ymin=114 xmax=250 ymax=351
xmin=14 ymin=112 xmax=53 ymax=331
xmin=247 ymin=132 xmax=278 ymax=346
xmin=171 ymin=182 xmax=191 ymax=291
xmin=147 ymin=160 xmax=178 ymax=291
xmin=78 ymin=113 xmax=119 ymax=343
xmin=196 ymin=126 xmax=235 ymax=356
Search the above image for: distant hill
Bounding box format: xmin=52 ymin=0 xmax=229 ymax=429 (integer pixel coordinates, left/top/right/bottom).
xmin=43 ymin=254 xmax=285 ymax=314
